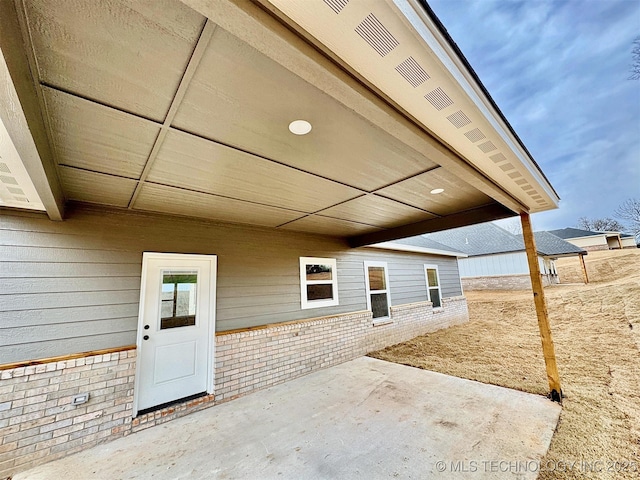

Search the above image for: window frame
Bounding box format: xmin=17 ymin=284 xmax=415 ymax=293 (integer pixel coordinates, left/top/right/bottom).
xmin=424 ymin=264 xmax=443 ymax=309
xmin=299 ymin=257 xmax=339 ymax=310
xmin=364 ymin=261 xmax=391 ymax=322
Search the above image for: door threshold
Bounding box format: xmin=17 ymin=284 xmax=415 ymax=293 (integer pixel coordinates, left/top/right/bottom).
xmin=137 ymin=391 xmax=208 ymax=417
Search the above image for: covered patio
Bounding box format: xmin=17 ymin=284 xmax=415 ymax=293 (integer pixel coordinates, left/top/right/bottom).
xmin=14 ymin=357 xmax=561 ymax=480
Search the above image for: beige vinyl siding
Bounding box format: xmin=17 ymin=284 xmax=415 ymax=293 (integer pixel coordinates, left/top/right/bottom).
xmin=0 ymin=205 xmax=462 ymax=364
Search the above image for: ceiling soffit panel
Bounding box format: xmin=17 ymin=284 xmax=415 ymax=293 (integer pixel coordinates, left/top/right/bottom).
xmin=179 ymin=0 xmax=525 ymax=215
xmin=171 ymin=26 xmax=437 ymax=192
xmin=317 ymin=194 xmax=436 ymax=228
xmin=42 ymin=87 xmax=160 ymax=179
xmin=377 ymin=167 xmax=493 ymax=216
xmin=147 ymin=130 xmax=364 ymax=213
xmin=134 ymin=183 xmax=306 ymax=228
xmin=58 ymin=166 xmax=137 ymax=208
xmin=265 ymin=0 xmax=558 ymax=213
xmin=278 ymin=214 xmax=384 ymax=237
xmin=22 ymin=0 xmax=205 ymax=122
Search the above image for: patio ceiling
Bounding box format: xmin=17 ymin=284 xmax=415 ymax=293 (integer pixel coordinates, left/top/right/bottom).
xmin=0 ymin=0 xmax=559 ymax=244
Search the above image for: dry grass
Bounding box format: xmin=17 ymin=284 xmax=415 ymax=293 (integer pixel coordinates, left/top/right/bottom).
xmin=369 ymin=248 xmax=640 ymax=479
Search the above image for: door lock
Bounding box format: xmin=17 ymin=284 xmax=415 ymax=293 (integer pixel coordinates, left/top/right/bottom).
xmin=143 ymin=335 xmax=149 ymax=341
xmin=144 ymin=325 xmax=150 ymax=330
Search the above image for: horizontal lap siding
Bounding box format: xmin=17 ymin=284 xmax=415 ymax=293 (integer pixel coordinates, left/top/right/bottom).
xmin=0 ymin=206 xmax=462 ymax=364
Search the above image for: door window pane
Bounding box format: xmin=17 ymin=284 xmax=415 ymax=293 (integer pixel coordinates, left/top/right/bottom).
xmin=161 ymin=271 xmax=197 ymax=329
xmin=367 ymin=266 xmax=386 ymax=291
xmin=371 ymin=293 xmax=389 ymax=318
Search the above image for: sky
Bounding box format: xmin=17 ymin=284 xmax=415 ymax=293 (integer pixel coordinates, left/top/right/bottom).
xmin=429 ymin=0 xmax=640 ymax=232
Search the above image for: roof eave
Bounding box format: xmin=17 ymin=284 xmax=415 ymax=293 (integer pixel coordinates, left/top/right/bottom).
xmin=368 ymin=241 xmax=467 ymax=258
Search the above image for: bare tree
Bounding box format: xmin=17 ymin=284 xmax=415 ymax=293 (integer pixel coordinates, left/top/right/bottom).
xmin=576 ymin=216 xmax=625 ymax=232
xmin=615 ymin=198 xmax=640 ymax=238
xmin=631 ymin=36 xmax=640 ymax=80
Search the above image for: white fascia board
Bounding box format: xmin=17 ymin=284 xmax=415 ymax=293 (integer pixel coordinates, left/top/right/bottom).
xmin=367 ymin=241 xmax=468 ymax=258
xmin=393 ymin=0 xmax=559 ymax=206
xmin=0 ymin=116 xmax=45 ymax=211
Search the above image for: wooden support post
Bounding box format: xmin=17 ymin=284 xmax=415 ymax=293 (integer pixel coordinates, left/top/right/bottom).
xmin=579 ymin=253 xmax=589 ymax=284
xmin=520 ymin=212 xmax=563 ymax=403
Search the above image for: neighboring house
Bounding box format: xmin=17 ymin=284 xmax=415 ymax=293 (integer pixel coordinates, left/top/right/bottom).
xmin=621 ymin=234 xmax=638 ymax=249
xmin=0 ymin=0 xmax=560 ymax=475
xmin=548 ymin=227 xmax=631 ymax=251
xmin=425 ymin=223 xmax=586 ymax=290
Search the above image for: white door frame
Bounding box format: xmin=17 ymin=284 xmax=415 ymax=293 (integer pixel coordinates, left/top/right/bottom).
xmin=132 ymin=252 xmax=217 ymax=417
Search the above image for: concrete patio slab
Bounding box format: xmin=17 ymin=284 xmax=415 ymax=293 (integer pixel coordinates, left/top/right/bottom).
xmin=14 ymin=357 xmax=561 ymax=479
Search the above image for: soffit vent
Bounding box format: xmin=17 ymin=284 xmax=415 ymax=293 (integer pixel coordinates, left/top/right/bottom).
xmin=355 ymin=13 xmax=399 ymax=57
xmin=323 ymin=0 xmax=349 ymax=14
xmin=0 ymin=175 xmax=18 ymax=185
xmin=14 ymin=197 xmax=28 ymax=202
xmin=7 ymin=186 xmax=24 ymax=195
xmin=522 ymin=185 xmax=534 ymax=192
xmin=515 ymin=178 xmax=527 ymax=185
xmin=446 ymin=110 xmax=471 ymax=129
xmin=395 ymin=56 xmax=430 ymax=88
xmin=531 ymin=194 xmax=543 ymax=200
xmin=464 ymin=128 xmax=485 ymax=143
xmin=490 ymin=153 xmax=506 ymax=163
xmin=499 ymin=162 xmax=515 ymax=172
xmin=424 ymin=87 xmax=453 ymax=111
xmin=508 ymin=171 xmax=521 ymax=179
xmin=478 ymin=141 xmax=497 ymax=153
xmin=0 ymin=162 xmax=10 ymax=174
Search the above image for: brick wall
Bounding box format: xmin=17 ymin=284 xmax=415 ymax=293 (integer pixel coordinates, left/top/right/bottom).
xmin=581 ymin=244 xmax=609 ymax=252
xmin=0 ymin=350 xmax=136 ymax=477
xmin=1 ymin=297 xmax=468 ymax=478
xmin=462 ymin=274 xmax=557 ymax=290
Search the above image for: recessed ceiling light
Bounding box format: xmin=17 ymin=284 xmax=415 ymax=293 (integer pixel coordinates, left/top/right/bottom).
xmin=430 ymin=188 xmax=444 ymax=194
xmin=288 ymin=120 xmax=312 ymax=135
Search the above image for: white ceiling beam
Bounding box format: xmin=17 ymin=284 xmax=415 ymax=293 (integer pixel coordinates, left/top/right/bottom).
xmin=0 ymin=0 xmax=64 ymax=220
xmin=128 ymin=19 xmax=217 ymax=208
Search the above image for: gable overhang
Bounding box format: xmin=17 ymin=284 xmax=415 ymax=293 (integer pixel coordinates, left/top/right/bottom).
xmin=0 ymin=0 xmax=558 ymax=243
xmin=542 ymin=252 xmax=588 ymax=259
xmin=367 ymin=242 xmax=467 ymax=258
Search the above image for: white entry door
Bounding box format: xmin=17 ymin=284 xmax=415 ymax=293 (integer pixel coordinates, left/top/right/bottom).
xmin=134 ymin=253 xmax=216 ymax=415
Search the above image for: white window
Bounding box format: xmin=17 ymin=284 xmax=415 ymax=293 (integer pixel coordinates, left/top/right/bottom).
xmin=424 ymin=265 xmax=442 ymax=308
xmin=300 ymin=257 xmax=339 ymax=309
xmin=364 ymin=261 xmax=391 ymax=320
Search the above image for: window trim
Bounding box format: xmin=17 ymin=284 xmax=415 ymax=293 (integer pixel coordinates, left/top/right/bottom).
xmin=364 ymin=261 xmax=391 ymax=322
xmin=424 ymin=264 xmax=443 ymax=309
xmin=299 ymin=257 xmax=339 ymax=309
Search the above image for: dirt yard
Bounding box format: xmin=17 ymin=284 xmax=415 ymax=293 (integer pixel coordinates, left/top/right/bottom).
xmin=370 ymin=248 xmax=640 ymax=479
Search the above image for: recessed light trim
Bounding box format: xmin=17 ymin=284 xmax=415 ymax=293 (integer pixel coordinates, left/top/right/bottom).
xmin=430 ymin=188 xmax=444 ymax=195
xmin=288 ymin=120 xmax=312 ymax=135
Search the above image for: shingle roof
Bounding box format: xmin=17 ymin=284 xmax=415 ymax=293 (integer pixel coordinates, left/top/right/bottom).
xmin=515 ymin=231 xmax=586 ymax=256
xmin=547 ymin=227 xmax=603 ymax=239
xmin=390 ymin=235 xmax=465 ymax=254
xmin=424 ymin=223 xmax=523 ymax=256
xmin=424 ymin=222 xmax=586 ymax=257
